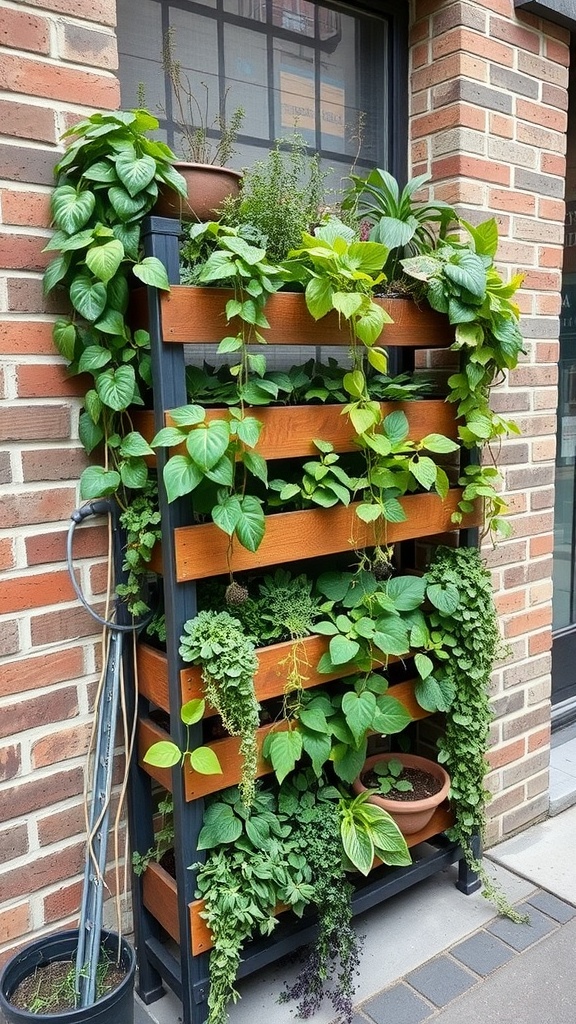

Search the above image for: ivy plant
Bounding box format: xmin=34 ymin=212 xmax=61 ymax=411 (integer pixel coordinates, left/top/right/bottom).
xmin=179 ymin=610 xmax=261 ymax=806
xmin=151 ymin=404 xmax=266 ymax=553
xmin=401 ymin=217 xmax=524 ymax=539
xmin=269 ymin=439 xmax=360 ymax=510
xmin=44 ymin=109 xmax=184 ymax=503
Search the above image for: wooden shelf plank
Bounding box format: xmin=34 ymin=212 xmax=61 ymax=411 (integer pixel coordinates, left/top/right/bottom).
xmin=134 ymin=399 xmax=459 ymax=463
xmin=148 ymin=490 xmax=481 ymax=581
xmin=155 ymin=288 xmax=454 ymax=349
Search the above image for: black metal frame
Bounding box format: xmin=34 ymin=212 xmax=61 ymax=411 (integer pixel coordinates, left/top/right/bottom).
xmin=126 ymin=216 xmax=482 ymax=1024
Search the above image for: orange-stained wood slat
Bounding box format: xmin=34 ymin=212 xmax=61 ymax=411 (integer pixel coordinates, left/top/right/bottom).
xmin=134 ymin=399 xmax=458 ymax=464
xmin=138 ymin=677 xmax=427 ymax=800
xmin=157 ymin=288 xmax=454 ymax=349
xmin=148 ymin=491 xmax=481 ymax=581
xmin=137 ymin=636 xmax=403 ymax=714
xmin=142 ymin=861 xmax=179 ymax=944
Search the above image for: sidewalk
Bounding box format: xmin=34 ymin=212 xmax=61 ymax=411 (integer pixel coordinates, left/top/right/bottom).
xmin=137 ymin=754 xmax=576 ymax=1024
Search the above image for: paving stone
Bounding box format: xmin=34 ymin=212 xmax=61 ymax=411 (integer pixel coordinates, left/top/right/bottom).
xmin=134 ymin=999 xmax=155 ymax=1024
xmin=486 ymin=904 xmax=557 ymax=951
xmin=362 ymin=982 xmax=433 ymax=1024
xmin=406 ymin=955 xmax=477 ymax=1007
xmin=450 ymin=931 xmax=515 ymax=975
xmin=527 ymin=889 xmax=576 ymax=923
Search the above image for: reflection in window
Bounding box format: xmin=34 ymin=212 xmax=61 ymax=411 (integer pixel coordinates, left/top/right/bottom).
xmin=117 ymin=0 xmax=393 ymax=185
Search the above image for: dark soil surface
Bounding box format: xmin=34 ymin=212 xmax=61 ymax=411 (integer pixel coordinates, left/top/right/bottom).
xmin=10 ymin=956 xmax=126 ymax=1014
xmin=363 ymin=765 xmax=443 ymax=802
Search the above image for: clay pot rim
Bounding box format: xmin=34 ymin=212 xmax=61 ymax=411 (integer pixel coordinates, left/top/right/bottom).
xmin=353 ymin=752 xmax=451 ymax=812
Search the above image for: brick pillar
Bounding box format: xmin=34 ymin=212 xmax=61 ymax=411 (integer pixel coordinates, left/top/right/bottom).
xmin=410 ymin=0 xmax=567 ymax=843
xmin=0 ymin=0 xmax=121 ymax=962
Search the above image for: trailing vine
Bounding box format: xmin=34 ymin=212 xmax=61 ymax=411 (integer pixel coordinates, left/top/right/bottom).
xmin=424 ymin=546 xmax=526 ymax=922
xmin=179 ymin=611 xmax=260 ymax=806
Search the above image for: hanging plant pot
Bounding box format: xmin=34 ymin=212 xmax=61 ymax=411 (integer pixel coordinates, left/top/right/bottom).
xmin=352 ymin=753 xmax=451 ymax=836
xmin=0 ymin=930 xmax=136 ymax=1024
xmin=155 ymin=162 xmax=242 ymax=222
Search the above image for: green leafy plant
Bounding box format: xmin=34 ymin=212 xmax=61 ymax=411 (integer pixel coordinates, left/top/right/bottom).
xmin=402 ymin=217 xmax=524 ymax=540
xmin=179 ymin=610 xmax=261 ymax=805
xmin=44 ymin=109 xmax=184 ymax=503
xmin=144 ymin=699 xmax=222 ymax=776
xmin=367 ymin=757 xmax=414 ymax=796
xmin=132 ymin=795 xmax=174 ymax=876
xmin=424 ymin=546 xmax=526 ymax=922
xmin=263 ymin=673 xmax=412 ymax=786
xmin=282 ymin=216 xmax=391 ymax=370
xmin=116 ymin=481 xmax=162 ymax=615
xmin=151 ymin=404 xmax=266 ymax=553
xmin=269 ymin=439 xmax=360 ymax=510
xmin=162 ymin=28 xmax=245 ymax=165
xmin=194 ymin=770 xmax=409 ymax=1024
xmin=342 ymin=169 xmax=456 ymax=282
xmin=223 ymin=133 xmax=329 ymax=261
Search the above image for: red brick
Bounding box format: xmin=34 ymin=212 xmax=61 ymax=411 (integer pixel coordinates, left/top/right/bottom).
xmin=7 ymin=276 xmax=68 ymax=315
xmin=1 ymin=190 xmax=52 ymax=229
xmin=0 ymin=486 xmax=77 ymax=529
xmin=0 ymin=538 xmax=15 ymax=571
xmin=504 ymin=605 xmax=551 ymax=641
xmin=3 ymin=648 xmax=85 ymax=698
xmin=0 ymin=569 xmax=77 ymax=614
xmin=0 ymin=744 xmax=21 ymax=784
xmin=0 ymin=842 xmax=85 ymax=901
xmin=516 ymin=99 xmax=567 ymax=133
xmin=25 ymin=524 xmax=106 ymax=565
xmin=489 ymin=15 xmax=540 ymax=53
xmin=527 ymin=725 xmax=552 ymax=752
xmin=0 ymin=8 xmax=49 ymax=53
xmin=0 ymin=100 xmax=56 ymax=145
xmin=542 ymin=82 xmax=569 ymax=111
xmin=0 ymin=143 xmax=55 ymax=187
xmin=0 ymin=53 xmax=120 ymax=108
xmin=0 ymin=321 xmax=56 ymax=355
xmin=0 ymin=686 xmax=79 ymax=742
xmin=0 ymin=233 xmax=51 ymax=271
xmin=488 ymin=188 xmax=535 ymax=215
xmin=43 ymin=878 xmax=83 ymax=924
xmin=432 ymin=154 xmax=510 ymax=186
xmin=529 ymin=628 xmax=552 ymax=655
xmin=0 ymin=767 xmax=84 ymax=824
xmin=37 ymin=802 xmax=85 ymax=847
xmin=23 ymin=0 xmax=116 ymax=25
xmin=412 ymin=102 xmax=486 ymax=138
xmin=0 ymin=404 xmax=70 ymax=443
xmin=489 ymin=112 xmax=513 ymax=139
xmin=0 ymin=823 xmax=28 ymax=865
xmin=545 ymin=36 xmax=571 ymax=66
xmin=432 ymin=27 xmax=513 ymax=67
xmin=530 ymin=533 xmax=554 ymax=557
xmin=541 ymin=153 xmax=566 ymax=176
xmin=17 ymin=364 xmax=87 ymax=399
xmin=487 ymin=738 xmax=525 ymax=770
xmin=31 ymin=603 xmax=103 ymax=647
xmin=412 ymin=52 xmax=487 ymax=93
xmin=0 ymin=904 xmax=30 ymax=946
xmin=22 ymin=447 xmax=89 ymax=484
xmin=32 ymin=721 xmax=91 ymax=768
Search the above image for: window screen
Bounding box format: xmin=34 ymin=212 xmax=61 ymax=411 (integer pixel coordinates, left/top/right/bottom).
xmin=116 ymin=0 xmax=404 ymax=189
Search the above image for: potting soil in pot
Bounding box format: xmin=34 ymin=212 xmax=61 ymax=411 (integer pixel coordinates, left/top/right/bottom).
xmin=9 ymin=956 xmax=127 ymax=1014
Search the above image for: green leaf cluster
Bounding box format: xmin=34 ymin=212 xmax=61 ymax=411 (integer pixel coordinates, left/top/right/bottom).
xmin=180 ymin=610 xmax=260 ymax=805
xmin=116 ymin=481 xmax=161 ymax=615
xmin=270 ymin=438 xmax=360 ymax=510
xmin=152 ymin=405 xmax=266 ymax=553
xmin=144 ymin=698 xmax=222 ymax=776
xmin=45 ymin=109 xmax=181 ymax=503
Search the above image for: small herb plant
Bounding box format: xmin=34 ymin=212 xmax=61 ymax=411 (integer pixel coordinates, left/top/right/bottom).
xmin=369 ymin=758 xmax=414 ymax=796
xmin=224 ymin=133 xmax=329 ymax=261
xmin=144 ymin=699 xmax=222 ymax=776
xmin=270 ymin=439 xmax=360 ymax=510
xmin=179 ymin=610 xmax=261 ymax=806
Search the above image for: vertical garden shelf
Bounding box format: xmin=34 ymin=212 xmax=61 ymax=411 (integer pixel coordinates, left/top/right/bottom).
xmin=128 ymin=216 xmax=483 ymax=1024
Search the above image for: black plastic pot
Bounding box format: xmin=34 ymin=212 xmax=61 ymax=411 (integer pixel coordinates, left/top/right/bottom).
xmin=0 ymin=930 xmax=135 ymax=1024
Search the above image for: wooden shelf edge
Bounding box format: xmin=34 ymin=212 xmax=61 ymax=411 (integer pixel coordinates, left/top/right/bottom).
xmin=148 ymin=490 xmax=482 ymax=581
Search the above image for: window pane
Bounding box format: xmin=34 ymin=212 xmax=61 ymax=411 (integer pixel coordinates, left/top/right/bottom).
xmin=117 ymin=0 xmax=392 ymax=176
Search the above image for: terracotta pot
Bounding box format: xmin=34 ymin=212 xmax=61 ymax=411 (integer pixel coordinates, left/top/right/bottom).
xmin=353 ymin=753 xmax=450 ymax=836
xmin=155 ymin=162 xmax=242 ymax=222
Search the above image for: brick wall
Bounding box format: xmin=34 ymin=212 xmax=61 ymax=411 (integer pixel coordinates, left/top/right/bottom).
xmin=0 ymin=0 xmax=570 ymax=963
xmin=410 ymin=0 xmax=567 ymax=844
xmin=0 ymin=0 xmax=120 ymax=962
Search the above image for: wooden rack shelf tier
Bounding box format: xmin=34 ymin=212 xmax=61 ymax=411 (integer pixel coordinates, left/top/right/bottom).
xmin=128 ymin=216 xmax=482 ymax=1024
